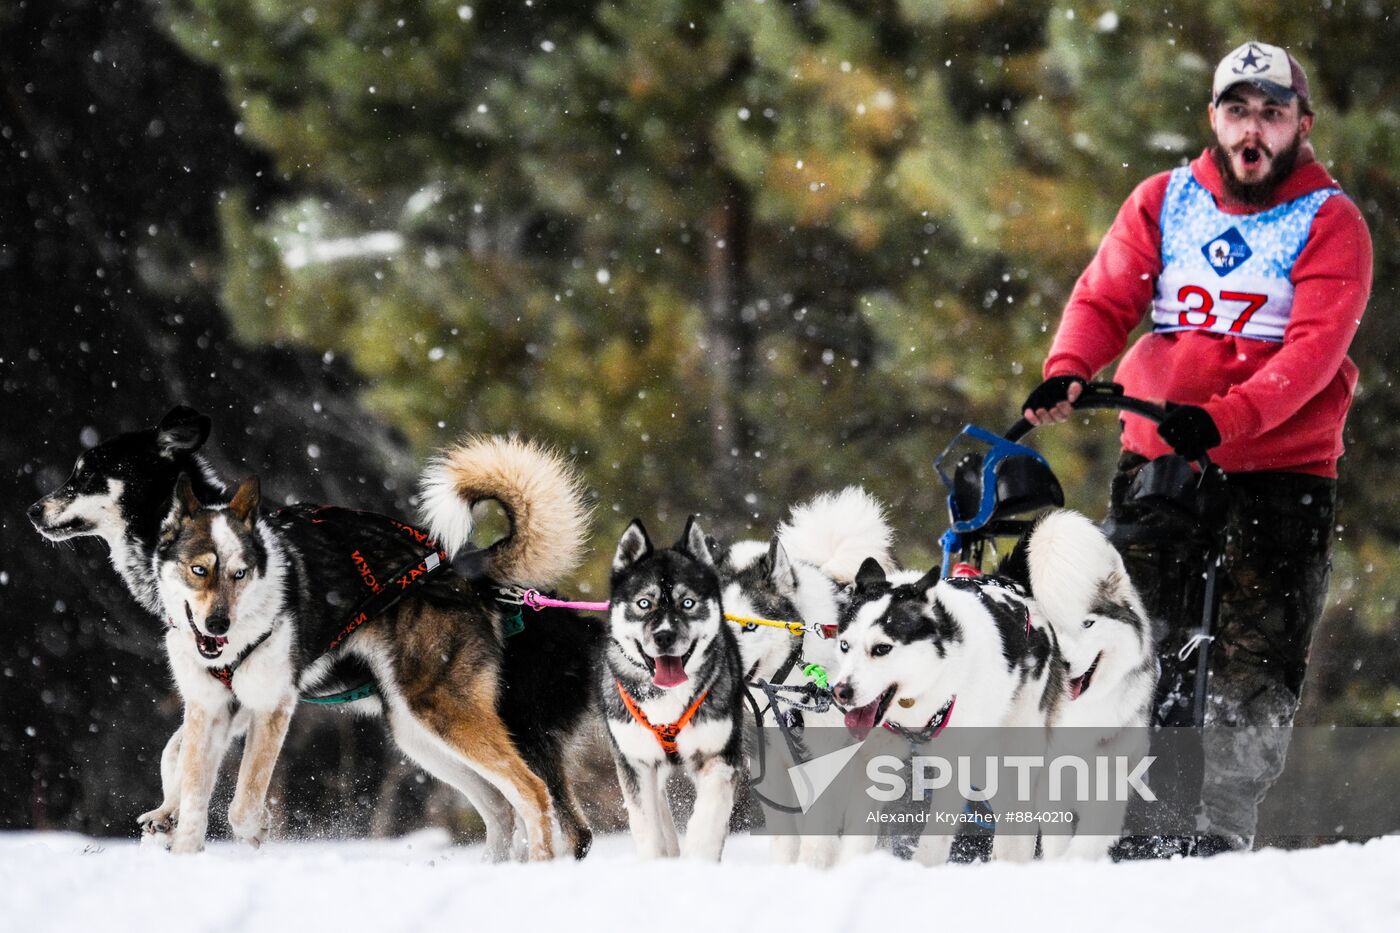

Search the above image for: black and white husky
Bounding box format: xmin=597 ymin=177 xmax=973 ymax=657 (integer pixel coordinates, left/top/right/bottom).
xmin=602 ymin=518 xmax=746 ymax=860
xmin=27 ymin=407 xmax=239 ymax=843
xmin=27 ymin=407 xmax=222 ymax=615
xmin=710 ymin=487 xmax=893 ymax=866
xmin=1026 ymin=510 xmax=1157 ymax=728
xmin=714 ymin=486 xmax=894 ymax=685
xmin=1026 ymin=509 xmax=1157 ymax=860
xmin=829 ymin=510 xmax=1153 ymax=864
xmin=829 ymin=548 xmax=1066 ymax=864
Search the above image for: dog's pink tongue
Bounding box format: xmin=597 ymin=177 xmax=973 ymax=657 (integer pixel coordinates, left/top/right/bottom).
xmin=845 ymin=701 xmax=880 ymax=740
xmin=1069 ymin=674 xmax=1085 ymax=701
xmin=652 ymin=655 xmax=688 ymax=688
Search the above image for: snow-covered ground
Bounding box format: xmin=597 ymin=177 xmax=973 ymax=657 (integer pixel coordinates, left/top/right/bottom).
xmin=5 ymin=830 xmax=1398 ymax=933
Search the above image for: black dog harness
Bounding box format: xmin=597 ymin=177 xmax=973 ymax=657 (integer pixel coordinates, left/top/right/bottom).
xmin=201 ymin=506 xmax=449 ymax=697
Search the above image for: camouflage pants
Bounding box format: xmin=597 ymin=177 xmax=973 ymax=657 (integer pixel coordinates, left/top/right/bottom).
xmin=1106 ymin=453 xmax=1335 ymax=847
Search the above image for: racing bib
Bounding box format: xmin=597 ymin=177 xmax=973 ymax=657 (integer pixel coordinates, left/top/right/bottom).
xmin=1151 ymin=166 xmax=1337 ymax=342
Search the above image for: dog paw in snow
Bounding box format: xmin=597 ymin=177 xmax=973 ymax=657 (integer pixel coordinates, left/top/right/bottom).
xmin=137 ymin=807 xmax=178 ymax=838
xmin=228 ymin=804 xmax=272 ymax=849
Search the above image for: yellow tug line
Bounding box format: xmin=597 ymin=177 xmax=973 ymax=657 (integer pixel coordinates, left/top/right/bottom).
xmin=723 ymin=612 xmax=809 ymax=637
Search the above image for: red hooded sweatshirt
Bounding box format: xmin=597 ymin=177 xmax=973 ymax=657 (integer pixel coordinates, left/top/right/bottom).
xmin=1044 ymin=148 xmax=1372 ymax=477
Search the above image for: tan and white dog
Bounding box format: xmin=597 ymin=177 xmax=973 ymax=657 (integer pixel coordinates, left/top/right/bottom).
xmin=146 ymin=436 xmax=599 ymax=858
xmin=150 ymin=476 xmax=293 ymax=853
xmin=30 ymin=414 xmax=602 ymax=858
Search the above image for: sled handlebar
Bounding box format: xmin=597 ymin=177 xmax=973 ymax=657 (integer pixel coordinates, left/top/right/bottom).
xmin=1005 ymin=382 xmax=1214 ymax=469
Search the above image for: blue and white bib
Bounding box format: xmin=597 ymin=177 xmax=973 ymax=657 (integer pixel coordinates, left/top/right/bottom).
xmin=1152 ymin=166 xmax=1337 ymax=342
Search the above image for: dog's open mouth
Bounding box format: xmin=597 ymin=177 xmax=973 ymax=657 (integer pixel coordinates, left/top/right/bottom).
xmin=842 ymin=685 xmax=896 ymax=740
xmin=1069 ymin=651 xmax=1103 ymax=701
xmin=186 ymin=602 xmax=228 ymax=660
xmin=33 ymin=516 xmax=87 ymax=540
xmin=642 ymin=640 xmax=698 ymax=688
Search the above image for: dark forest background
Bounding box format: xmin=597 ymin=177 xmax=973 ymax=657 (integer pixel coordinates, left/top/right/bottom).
xmin=2 ymin=0 xmax=1397 ymax=839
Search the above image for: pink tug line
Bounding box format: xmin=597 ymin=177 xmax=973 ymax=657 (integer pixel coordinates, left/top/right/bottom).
xmin=522 ymin=589 xmax=609 ymax=613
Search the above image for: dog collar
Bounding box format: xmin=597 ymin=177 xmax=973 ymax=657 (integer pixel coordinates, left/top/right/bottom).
xmin=207 ymin=626 xmax=276 ymax=691
xmin=882 ymin=694 xmax=956 ymax=744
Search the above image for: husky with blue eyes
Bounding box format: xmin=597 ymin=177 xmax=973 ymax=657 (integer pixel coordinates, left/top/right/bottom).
xmin=706 ymin=486 xmax=895 ymax=867
xmin=710 ymin=486 xmax=895 ymax=686
xmin=829 ymin=549 xmax=1066 ymax=866
xmin=602 ymin=517 xmax=746 ymax=861
xmin=829 ymin=509 xmax=1152 ymax=865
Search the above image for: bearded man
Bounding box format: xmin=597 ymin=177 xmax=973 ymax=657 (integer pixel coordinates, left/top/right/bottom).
xmin=1020 ymin=42 xmax=1373 ymax=855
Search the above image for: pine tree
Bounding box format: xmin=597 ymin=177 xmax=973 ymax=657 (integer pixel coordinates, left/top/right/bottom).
xmin=160 ymin=0 xmax=1400 ymax=719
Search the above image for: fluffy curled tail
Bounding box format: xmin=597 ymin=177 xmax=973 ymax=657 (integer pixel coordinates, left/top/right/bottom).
xmin=1026 ymin=509 xmax=1145 ymax=632
xmin=418 ymin=435 xmax=591 ymax=587
xmin=778 ymin=486 xmax=894 ymax=583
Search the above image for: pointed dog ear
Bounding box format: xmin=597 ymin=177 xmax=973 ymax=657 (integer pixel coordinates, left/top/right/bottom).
xmin=156 ymin=406 xmax=211 ymax=458
xmin=914 ymin=564 xmax=942 ymax=594
xmin=703 ymin=532 xmax=735 ymax=571
xmin=767 ymin=537 xmax=798 ymax=596
xmin=854 ymin=556 xmax=887 ymax=590
xmin=176 ymin=473 xmax=202 ymax=513
xmin=677 ymin=515 xmax=714 ymax=570
xmin=613 ymin=519 xmax=653 ymax=574
xmin=160 ymin=474 xmax=201 ymax=547
xmin=228 ymin=476 xmax=261 ymax=528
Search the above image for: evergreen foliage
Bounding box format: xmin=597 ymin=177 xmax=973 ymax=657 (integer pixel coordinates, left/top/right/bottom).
xmin=158 ymin=0 xmax=1400 ymax=722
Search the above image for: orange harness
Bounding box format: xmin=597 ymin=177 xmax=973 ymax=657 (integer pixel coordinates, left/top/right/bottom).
xmin=615 ymin=681 xmax=710 ymax=756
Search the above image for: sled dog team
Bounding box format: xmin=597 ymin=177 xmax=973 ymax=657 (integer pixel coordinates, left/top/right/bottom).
xmin=28 ymin=408 xmax=1156 ymax=865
